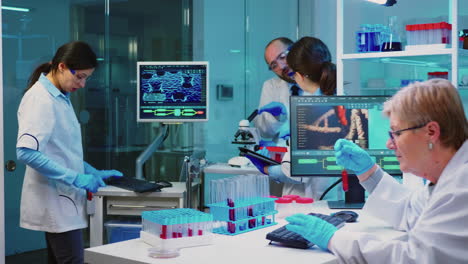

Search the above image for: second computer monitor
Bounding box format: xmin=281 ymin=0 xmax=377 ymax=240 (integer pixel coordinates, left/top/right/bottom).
xmin=290 ymin=95 xmax=402 ymax=177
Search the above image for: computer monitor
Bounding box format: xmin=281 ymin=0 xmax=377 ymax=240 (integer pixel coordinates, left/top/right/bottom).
xmin=135 ymin=61 xmax=209 ymax=180
xmin=137 ymin=61 xmax=209 ymax=123
xmin=289 ymin=95 xmax=402 ymax=209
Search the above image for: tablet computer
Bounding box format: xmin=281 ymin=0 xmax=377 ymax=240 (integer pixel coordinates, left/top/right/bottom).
xmin=238 ymin=147 xmax=280 ymax=166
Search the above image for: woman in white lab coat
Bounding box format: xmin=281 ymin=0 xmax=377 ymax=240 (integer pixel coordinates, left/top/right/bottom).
xmin=245 ymin=37 xmax=340 ymax=200
xmin=16 ymin=41 xmax=122 ymax=263
xmin=285 ymin=78 xmax=468 ymax=263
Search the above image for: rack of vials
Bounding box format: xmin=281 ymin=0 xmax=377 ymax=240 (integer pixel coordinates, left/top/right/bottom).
xmin=140 ymin=208 xmax=213 ymax=258
xmin=207 ymin=174 xmax=277 ymax=235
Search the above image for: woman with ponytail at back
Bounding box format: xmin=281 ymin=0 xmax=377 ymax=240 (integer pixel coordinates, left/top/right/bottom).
xmin=246 ymin=36 xmax=338 ymax=200
xmin=16 ymin=41 xmax=123 ymax=263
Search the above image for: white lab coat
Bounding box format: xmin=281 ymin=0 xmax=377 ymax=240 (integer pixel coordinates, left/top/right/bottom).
xmin=17 ymin=74 xmax=87 ymax=233
xmin=254 ymin=77 xmax=290 ymax=140
xmin=329 ymin=140 xmax=468 ymax=264
xmin=402 ymin=172 xmax=426 ymax=190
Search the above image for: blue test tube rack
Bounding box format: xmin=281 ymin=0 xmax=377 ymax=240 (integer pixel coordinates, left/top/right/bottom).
xmin=207 ymin=197 xmax=277 ymax=235
xmin=141 ymin=208 xmax=213 ymax=239
xmin=140 ymin=208 xmax=214 ymax=250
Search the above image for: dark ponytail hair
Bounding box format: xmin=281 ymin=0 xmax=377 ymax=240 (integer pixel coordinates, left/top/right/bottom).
xmin=286 ymin=37 xmax=336 ymax=95
xmin=26 ymin=41 xmax=97 ymax=91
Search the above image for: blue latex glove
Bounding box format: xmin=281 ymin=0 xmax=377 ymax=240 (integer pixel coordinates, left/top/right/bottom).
xmin=285 ymin=213 xmax=338 ymax=251
xmin=84 ymin=162 xmax=123 ymax=180
xmin=258 ymin=140 xmax=276 ymax=147
xmin=258 ymin=102 xmax=287 ymax=117
xmin=268 ymin=165 xmax=302 ymax=184
xmin=73 ymin=173 xmax=106 ymax=193
xmin=17 ymin=147 xmax=78 ymax=184
xmin=278 ymin=122 xmax=290 ymax=140
xmin=334 ymin=139 xmax=375 ymax=175
xmin=257 ymin=147 xmax=270 ymax=157
xmin=243 ymin=154 xmax=268 ymax=174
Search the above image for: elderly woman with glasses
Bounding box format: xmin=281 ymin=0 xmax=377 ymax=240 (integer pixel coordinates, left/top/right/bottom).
xmin=285 ymin=78 xmax=468 ymax=263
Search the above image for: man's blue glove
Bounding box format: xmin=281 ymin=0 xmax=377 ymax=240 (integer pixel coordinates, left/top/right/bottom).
xmin=285 ymin=213 xmax=338 ymax=250
xmin=244 ymin=154 xmax=269 ymax=174
xmin=257 ymin=147 xmax=270 ymax=157
xmin=334 ymin=139 xmax=375 ymax=175
xmin=259 ymin=140 xmax=276 ymax=147
xmin=258 ymin=102 xmax=287 ymax=117
xmin=73 ymin=174 xmax=106 ymax=193
xmin=268 ymin=165 xmax=302 ymax=184
xmin=278 ymin=122 xmax=290 ymax=140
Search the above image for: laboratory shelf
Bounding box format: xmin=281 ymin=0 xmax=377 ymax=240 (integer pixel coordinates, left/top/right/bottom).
xmin=341 ymin=48 xmax=453 ymax=60
xmin=336 ymin=0 xmax=462 ymax=94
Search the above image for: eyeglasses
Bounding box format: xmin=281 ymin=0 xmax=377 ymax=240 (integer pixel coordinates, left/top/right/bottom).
xmin=268 ymin=50 xmax=289 ymax=71
xmin=69 ymin=69 xmax=92 ymax=82
xmin=388 ymin=123 xmax=427 ymax=144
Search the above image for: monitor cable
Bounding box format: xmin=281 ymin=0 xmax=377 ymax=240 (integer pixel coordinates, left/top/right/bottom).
xmin=319 ymin=178 xmax=342 ymax=201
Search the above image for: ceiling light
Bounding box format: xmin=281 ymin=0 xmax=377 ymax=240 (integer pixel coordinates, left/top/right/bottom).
xmin=1 ymin=6 xmax=30 ymax=12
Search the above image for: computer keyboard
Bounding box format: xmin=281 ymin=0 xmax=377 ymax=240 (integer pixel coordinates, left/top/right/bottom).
xmin=266 ymin=213 xmax=346 ymax=249
xmin=105 ymin=177 xmax=163 ymax=193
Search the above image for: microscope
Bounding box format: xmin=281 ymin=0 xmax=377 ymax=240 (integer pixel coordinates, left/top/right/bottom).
xmin=228 ymin=110 xmax=260 ymax=167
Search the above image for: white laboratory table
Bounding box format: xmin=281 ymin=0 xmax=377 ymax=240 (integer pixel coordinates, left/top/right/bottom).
xmin=85 ymin=201 xmax=407 ymax=264
xmin=89 ymin=182 xmax=197 ymax=247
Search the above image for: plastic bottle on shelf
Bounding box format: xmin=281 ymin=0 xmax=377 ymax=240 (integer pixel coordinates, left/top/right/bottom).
xmin=381 ymin=16 xmax=402 ymax=52
xmin=427 ymin=71 xmax=448 ymax=80
xmin=356 ymin=24 xmax=370 ymax=52
xmin=367 ymin=24 xmax=381 ymax=52
xmin=372 ymin=24 xmax=385 ymax=52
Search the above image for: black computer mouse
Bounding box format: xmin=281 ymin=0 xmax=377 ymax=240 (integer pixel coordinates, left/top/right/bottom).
xmin=155 ymin=180 xmax=173 ymax=188
xmin=333 ymin=210 xmax=359 ymax=223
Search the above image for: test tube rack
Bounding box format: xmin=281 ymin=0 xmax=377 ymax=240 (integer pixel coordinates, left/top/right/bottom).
xmin=207 ymin=197 xmax=277 ymax=235
xmin=140 ymin=208 xmax=213 ymax=250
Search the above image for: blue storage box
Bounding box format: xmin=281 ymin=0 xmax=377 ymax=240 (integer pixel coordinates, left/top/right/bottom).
xmin=105 ymin=220 xmax=142 ymax=243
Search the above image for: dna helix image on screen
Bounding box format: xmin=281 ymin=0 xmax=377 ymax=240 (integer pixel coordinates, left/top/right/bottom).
xmin=297 ymin=106 xmax=369 ymax=150
xmin=290 ymin=96 xmax=401 ymax=177
xmin=137 ymin=62 xmax=209 ymax=122
xmin=141 ymin=69 xmax=202 ymax=103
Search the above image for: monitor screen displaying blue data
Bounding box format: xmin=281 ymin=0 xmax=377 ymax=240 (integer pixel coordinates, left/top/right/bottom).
xmin=137 ymin=62 xmax=209 ymax=122
xmin=290 ymin=96 xmax=401 ymax=176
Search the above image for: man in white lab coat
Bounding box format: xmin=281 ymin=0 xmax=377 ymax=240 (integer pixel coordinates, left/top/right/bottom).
xmin=285 ymin=79 xmax=468 ymax=263
xmin=254 ymin=37 xmax=299 ymax=142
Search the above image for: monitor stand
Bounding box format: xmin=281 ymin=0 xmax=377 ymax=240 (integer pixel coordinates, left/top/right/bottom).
xmin=135 ymin=124 xmax=169 ymax=179
xmin=328 ymin=176 xmax=365 ymax=209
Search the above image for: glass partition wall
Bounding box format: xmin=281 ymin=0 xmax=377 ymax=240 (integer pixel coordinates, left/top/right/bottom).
xmin=3 ymin=0 xmax=303 ymax=255
xmin=72 ymin=0 xmax=195 ymax=182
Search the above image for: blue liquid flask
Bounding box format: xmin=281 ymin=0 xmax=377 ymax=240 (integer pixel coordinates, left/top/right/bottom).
xmin=381 ymin=16 xmax=402 ymax=52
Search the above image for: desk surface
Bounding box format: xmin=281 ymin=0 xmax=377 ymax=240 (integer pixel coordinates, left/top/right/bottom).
xmin=85 ymin=201 xmax=406 ymax=264
xmin=95 ymin=182 xmax=190 ymax=197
